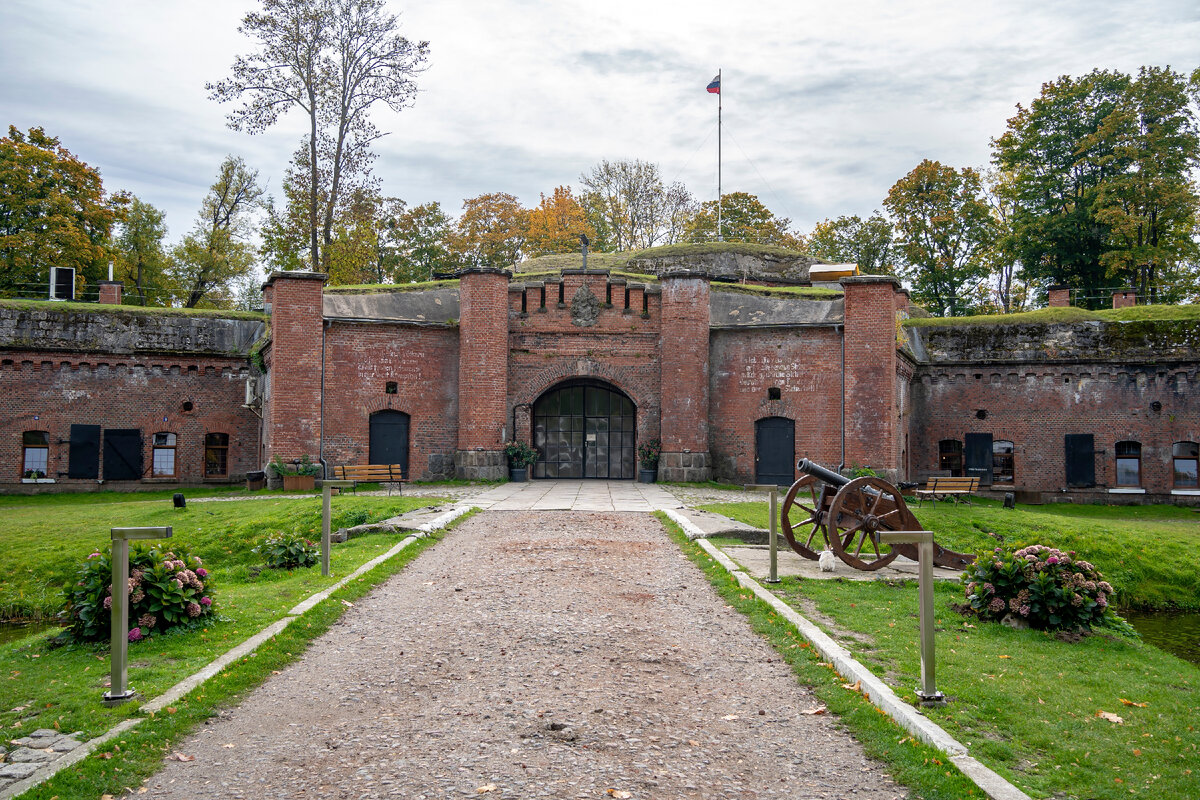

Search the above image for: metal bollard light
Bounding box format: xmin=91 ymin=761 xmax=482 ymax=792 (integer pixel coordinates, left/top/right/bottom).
xmin=321 ymin=481 xmax=356 ymax=577
xmin=744 ymin=484 xmax=782 ymax=584
xmin=104 ymin=526 xmax=172 ymax=706
xmin=875 ymin=530 xmax=946 ymax=705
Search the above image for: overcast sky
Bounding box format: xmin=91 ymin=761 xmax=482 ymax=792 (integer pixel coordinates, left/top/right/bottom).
xmin=3 ymin=0 xmax=1199 ymax=247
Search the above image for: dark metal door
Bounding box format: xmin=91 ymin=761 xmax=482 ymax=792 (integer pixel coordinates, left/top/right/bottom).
xmin=964 ymin=432 xmax=993 ymax=486
xmin=1064 ymin=434 xmax=1095 ymax=488
xmin=103 ymin=429 xmax=143 ymax=481
xmin=533 ymin=382 xmax=635 ymax=479
xmin=369 ymin=410 xmax=409 ymax=476
xmin=755 ymin=417 xmax=795 ymax=486
xmin=68 ymin=424 xmax=101 ymax=479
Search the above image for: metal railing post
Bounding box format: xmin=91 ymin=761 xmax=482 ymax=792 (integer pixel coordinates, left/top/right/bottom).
xmin=321 ymin=481 xmax=355 ymax=577
xmin=744 ymin=484 xmax=782 ymax=584
xmin=876 ymin=530 xmax=946 ymax=705
xmin=104 ymin=526 xmax=172 ymax=706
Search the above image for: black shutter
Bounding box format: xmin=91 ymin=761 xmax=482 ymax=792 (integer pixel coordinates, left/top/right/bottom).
xmin=103 ymin=429 xmax=143 ymax=481
xmin=68 ymin=424 xmax=101 ymax=479
xmin=1065 ymin=434 xmax=1096 ymax=488
xmin=964 ymin=432 xmax=993 ymax=486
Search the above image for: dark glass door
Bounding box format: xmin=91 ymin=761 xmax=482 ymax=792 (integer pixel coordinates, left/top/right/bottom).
xmin=369 ymin=410 xmax=410 ymax=476
xmin=533 ymin=382 xmax=635 ymax=479
xmin=755 ymin=417 xmax=795 ymax=486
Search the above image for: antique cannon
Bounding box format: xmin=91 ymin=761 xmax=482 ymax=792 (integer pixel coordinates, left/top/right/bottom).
xmin=780 ymin=458 xmax=976 ymax=571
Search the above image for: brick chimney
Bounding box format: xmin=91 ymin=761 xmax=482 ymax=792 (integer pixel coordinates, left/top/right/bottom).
xmin=1112 ymin=290 xmax=1136 ymax=309
xmin=98 ymin=281 xmax=123 ymax=305
xmin=1047 ymin=285 xmax=1070 ymax=307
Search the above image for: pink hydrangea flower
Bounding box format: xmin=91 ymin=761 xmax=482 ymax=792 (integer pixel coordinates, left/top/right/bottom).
xmin=88 ymin=552 xmax=101 ymax=559
xmin=103 ymin=596 xmax=113 ymax=610
xmin=186 ymin=602 xmax=202 ymax=618
xmin=1046 ymin=555 xmax=1059 ymax=565
xmin=200 ymin=596 xmax=212 ymax=607
xmin=128 ymin=627 xmax=142 ymax=642
xmin=196 ymin=567 xmax=208 ymax=579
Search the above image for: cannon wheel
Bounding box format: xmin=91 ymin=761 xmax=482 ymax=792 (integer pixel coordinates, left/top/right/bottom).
xmin=826 ymin=476 xmax=914 ymax=571
xmin=779 ymin=474 xmax=826 ymax=560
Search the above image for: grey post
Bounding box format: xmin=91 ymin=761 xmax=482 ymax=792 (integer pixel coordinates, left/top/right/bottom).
xmin=744 ymin=484 xmax=781 ymax=584
xmin=321 ymin=481 xmax=355 ymax=577
xmin=876 ymin=530 xmax=945 ymax=705
xmin=105 ymin=526 xmax=172 ymax=706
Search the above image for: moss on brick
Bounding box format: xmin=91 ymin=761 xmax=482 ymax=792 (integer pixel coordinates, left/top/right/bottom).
xmin=0 ymin=299 xmax=267 ymax=322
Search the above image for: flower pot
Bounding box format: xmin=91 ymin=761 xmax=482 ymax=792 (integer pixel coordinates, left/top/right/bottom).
xmin=639 ymin=467 xmax=657 ymax=483
xmin=509 ymin=467 xmax=528 ymax=482
xmin=283 ymin=475 xmax=315 ymax=491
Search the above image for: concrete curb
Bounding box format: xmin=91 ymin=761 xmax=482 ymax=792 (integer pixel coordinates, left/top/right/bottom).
xmin=1 ymin=508 xmax=475 ymax=800
xmin=662 ymin=508 xmax=707 ymax=540
xmin=693 ymin=537 xmax=1031 ymax=800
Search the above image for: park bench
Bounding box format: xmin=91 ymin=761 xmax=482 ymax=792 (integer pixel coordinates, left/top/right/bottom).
xmin=915 ymin=476 xmax=979 ymax=507
xmin=329 ymin=464 xmax=410 ymax=495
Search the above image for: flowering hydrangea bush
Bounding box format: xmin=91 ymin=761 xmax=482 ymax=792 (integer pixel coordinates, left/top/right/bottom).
xmin=254 ymin=531 xmax=319 ymax=570
xmin=962 ymin=544 xmax=1126 ymax=632
xmin=60 ymin=545 xmax=215 ymax=643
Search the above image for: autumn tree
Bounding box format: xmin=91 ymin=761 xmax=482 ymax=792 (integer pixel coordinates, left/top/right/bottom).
xmin=578 ymin=159 xmax=692 ymax=251
xmin=805 ymin=212 xmax=894 ymax=274
xmin=208 ymin=0 xmax=428 ymax=272
xmin=885 ymin=160 xmax=995 ymax=317
xmin=168 ymin=156 xmax=263 ymax=308
xmin=0 ymin=126 xmax=122 ymax=296
xmin=386 ymin=200 xmax=453 ymax=281
xmin=447 ymin=193 xmax=527 ymax=269
xmin=525 ymin=186 xmax=596 ymax=256
xmin=112 ymin=197 xmax=171 ymax=306
xmin=683 ymin=192 xmax=799 ymax=247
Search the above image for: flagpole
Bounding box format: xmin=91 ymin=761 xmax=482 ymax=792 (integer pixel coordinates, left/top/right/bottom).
xmin=717 ymin=68 xmax=722 ymax=242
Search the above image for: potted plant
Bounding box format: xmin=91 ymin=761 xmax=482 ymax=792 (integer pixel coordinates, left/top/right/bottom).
xmin=637 ymin=438 xmax=661 ymax=483
xmin=504 ymin=441 xmax=538 ymax=482
xmin=22 ymin=468 xmax=53 ymax=484
xmin=270 ymin=455 xmax=320 ymax=491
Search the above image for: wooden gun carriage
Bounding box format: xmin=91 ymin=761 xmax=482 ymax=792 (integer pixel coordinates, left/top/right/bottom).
xmin=780 ymin=458 xmax=976 ymax=571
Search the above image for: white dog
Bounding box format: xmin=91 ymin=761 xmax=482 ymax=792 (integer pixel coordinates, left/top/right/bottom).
xmin=818 ymin=549 xmax=837 ymax=573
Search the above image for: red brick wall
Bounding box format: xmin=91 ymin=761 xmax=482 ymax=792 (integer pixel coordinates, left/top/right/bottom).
xmin=1 ymin=351 xmax=259 ymax=489
xmin=708 ymin=327 xmax=844 ymax=482
xmin=320 ymin=322 xmax=459 ymax=479
xmin=508 ymin=274 xmax=661 ymax=444
xmin=659 ymin=274 xmax=710 ymax=453
xmin=458 ymin=270 xmax=509 ymax=451
xmin=263 ymin=272 xmax=326 ymax=464
xmin=909 ymin=364 xmax=1200 ymax=499
xmin=843 ymin=277 xmax=900 ymax=475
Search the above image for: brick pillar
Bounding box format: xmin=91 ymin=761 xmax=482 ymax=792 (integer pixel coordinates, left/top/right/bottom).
xmin=456 ymin=268 xmax=509 ymax=480
xmin=263 ymin=271 xmax=326 ymax=475
xmin=1112 ymin=290 xmax=1136 ymax=309
xmin=1048 ymin=285 xmax=1070 ymax=307
xmin=97 ymin=281 xmax=123 ymax=305
xmin=842 ymin=276 xmax=900 ymax=479
xmin=657 ymin=271 xmax=712 ymax=482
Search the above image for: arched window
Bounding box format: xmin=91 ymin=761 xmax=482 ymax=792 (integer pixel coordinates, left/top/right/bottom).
xmin=992 ymin=440 xmax=1014 ymax=485
xmin=205 ymin=433 xmax=229 ymax=477
xmin=1114 ymin=441 xmax=1141 ymax=487
xmin=22 ymin=431 xmax=49 ymax=478
xmin=1174 ymin=441 xmax=1199 ymax=489
xmin=152 ymin=432 xmax=177 ymax=477
xmin=938 ymin=439 xmax=963 ymax=476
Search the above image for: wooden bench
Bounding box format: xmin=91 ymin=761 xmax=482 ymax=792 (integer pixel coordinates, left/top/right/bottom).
xmin=329 ymin=464 xmax=410 ymax=495
xmin=915 ymin=476 xmax=979 ymax=506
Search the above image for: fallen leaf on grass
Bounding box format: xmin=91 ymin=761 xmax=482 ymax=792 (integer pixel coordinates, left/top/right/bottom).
xmin=476 ymin=784 xmax=497 ymax=794
xmin=841 ymin=680 xmax=862 ymax=692
xmin=94 ymin=752 xmax=112 ymax=760
xmin=1119 ymin=698 xmax=1148 ymax=708
xmin=721 ymin=714 xmax=738 ymax=721
xmin=801 ymin=706 xmax=828 ymax=715
xmin=1096 ymin=711 xmax=1124 ymax=724
xmin=998 ymin=655 xmax=1011 ymax=659
xmin=166 ymin=752 xmax=195 ymax=762
xmin=342 ymin=600 xmax=354 ymax=607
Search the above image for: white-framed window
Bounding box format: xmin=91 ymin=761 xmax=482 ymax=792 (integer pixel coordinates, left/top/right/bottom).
xmin=204 ymin=432 xmax=229 ymax=477
xmin=22 ymin=430 xmax=49 ymax=478
xmin=1115 ymin=440 xmax=1141 ymax=487
xmin=1174 ymin=441 xmax=1199 ymax=489
xmin=152 ymin=432 xmax=177 ymax=477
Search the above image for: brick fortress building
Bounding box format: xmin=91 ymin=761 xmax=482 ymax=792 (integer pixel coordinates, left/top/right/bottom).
xmin=3 ymin=245 xmax=1198 ymax=503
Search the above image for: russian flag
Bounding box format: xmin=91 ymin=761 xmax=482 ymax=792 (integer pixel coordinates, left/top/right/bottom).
xmin=706 ymin=74 xmax=720 ymax=94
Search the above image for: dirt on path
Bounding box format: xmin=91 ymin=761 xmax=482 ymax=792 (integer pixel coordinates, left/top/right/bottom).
xmin=146 ymin=511 xmax=905 ymax=799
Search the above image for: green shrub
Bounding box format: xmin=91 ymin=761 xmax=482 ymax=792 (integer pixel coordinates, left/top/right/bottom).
xmin=60 ymin=546 xmax=215 ymax=643
xmin=255 ymin=531 xmax=319 ymax=570
xmin=962 ymin=544 xmax=1130 ymax=632
xmin=503 ymin=440 xmax=538 ymax=469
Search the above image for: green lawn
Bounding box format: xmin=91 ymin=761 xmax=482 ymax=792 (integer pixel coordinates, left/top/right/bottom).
xmin=699 ymin=497 xmax=1200 ymax=610
xmin=0 ymin=490 xmax=446 ymax=746
xmin=690 ymin=499 xmax=1200 ymax=799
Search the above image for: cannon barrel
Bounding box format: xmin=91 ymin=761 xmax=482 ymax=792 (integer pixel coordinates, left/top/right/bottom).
xmin=796 ymin=458 xmax=851 ymax=488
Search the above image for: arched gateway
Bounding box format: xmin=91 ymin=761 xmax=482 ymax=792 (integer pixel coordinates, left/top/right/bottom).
xmin=532 ymin=380 xmax=636 ymax=479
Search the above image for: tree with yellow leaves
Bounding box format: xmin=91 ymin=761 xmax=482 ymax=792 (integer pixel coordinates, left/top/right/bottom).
xmin=525 ymin=186 xmax=595 ymax=257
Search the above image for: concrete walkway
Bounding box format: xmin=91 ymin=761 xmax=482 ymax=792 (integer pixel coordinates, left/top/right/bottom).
xmin=465 ymin=479 xmax=684 ymax=512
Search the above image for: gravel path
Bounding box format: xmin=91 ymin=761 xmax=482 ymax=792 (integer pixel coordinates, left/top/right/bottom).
xmin=146 ymin=512 xmax=904 ymax=799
